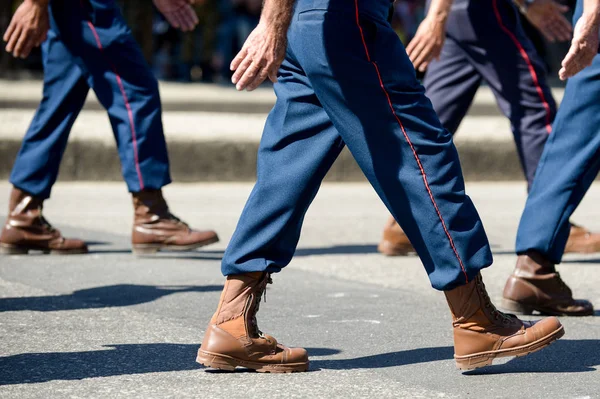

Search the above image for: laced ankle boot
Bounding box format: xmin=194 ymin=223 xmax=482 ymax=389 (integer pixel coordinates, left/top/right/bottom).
xmin=502 ymin=250 xmax=593 ymax=316
xmin=377 ymin=215 xmax=415 ymax=256
xmin=197 ymin=272 xmax=309 ymax=373
xmin=131 ymin=189 xmax=218 ymax=254
xmin=0 ymin=187 xmax=87 ymax=255
xmin=445 ymin=273 xmax=564 ymax=370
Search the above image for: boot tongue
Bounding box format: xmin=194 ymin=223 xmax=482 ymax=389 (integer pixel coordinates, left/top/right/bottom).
xmin=474 ymin=276 xmax=515 ymax=326
xmin=247 ymin=273 xmax=272 ymax=338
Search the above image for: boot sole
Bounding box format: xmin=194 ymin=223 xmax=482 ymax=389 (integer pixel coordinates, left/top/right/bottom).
xmin=377 ymin=240 xmax=416 ymax=257
xmin=196 ymin=349 xmax=309 ymax=373
xmin=564 ymin=244 xmax=600 ymax=254
xmin=454 ymin=324 xmax=565 ymax=371
xmin=501 ymin=298 xmax=594 ymax=317
xmin=0 ymin=243 xmax=88 ymax=255
xmin=132 ymin=236 xmax=220 ymax=255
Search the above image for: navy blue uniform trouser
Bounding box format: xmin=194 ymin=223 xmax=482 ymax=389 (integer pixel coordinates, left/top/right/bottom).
xmin=10 ymin=0 xmax=171 ymax=199
xmin=515 ymin=1 xmax=599 ymax=262
xmin=221 ymin=0 xmax=493 ymax=291
xmin=424 ymin=0 xmax=556 ymax=187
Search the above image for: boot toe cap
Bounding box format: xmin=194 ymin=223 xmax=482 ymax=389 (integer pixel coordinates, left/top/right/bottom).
xmin=528 ymin=316 xmax=563 ymax=338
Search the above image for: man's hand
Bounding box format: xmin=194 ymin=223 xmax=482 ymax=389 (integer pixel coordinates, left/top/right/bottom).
xmin=3 ymin=0 xmax=50 ymax=59
xmin=230 ymin=0 xmax=294 ymax=91
xmin=405 ymin=15 xmax=446 ymax=72
xmin=523 ymin=0 xmax=572 ymax=42
xmin=405 ymin=0 xmax=452 ymax=72
xmin=231 ymin=22 xmax=287 ymax=91
xmin=559 ymin=13 xmax=600 ymax=80
xmin=153 ymin=0 xmax=199 ymax=32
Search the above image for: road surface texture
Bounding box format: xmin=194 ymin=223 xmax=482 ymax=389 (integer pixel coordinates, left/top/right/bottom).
xmin=0 ymin=182 xmax=598 ymax=398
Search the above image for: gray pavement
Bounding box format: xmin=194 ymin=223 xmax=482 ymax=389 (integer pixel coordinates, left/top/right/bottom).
xmin=0 ymin=181 xmax=599 ymax=398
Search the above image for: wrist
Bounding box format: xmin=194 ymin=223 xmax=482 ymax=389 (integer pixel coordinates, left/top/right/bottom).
xmin=583 ymin=8 xmax=600 ymax=25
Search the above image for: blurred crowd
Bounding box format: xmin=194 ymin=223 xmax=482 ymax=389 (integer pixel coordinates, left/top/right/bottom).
xmin=0 ymin=0 xmax=426 ymax=82
xmin=142 ymin=0 xmax=426 ymax=82
xmin=0 ymin=0 xmax=569 ymax=83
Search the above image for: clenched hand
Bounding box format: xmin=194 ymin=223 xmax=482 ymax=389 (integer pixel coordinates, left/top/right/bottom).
xmin=3 ymin=0 xmax=50 ymax=59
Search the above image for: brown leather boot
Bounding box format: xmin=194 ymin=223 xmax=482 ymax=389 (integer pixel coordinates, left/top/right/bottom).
xmin=502 ymin=250 xmax=593 ymax=316
xmin=0 ymin=187 xmax=87 ymax=255
xmin=445 ymin=273 xmax=564 ymax=370
xmin=131 ymin=189 xmax=218 ymax=254
xmin=197 ymin=272 xmax=309 ymax=373
xmin=564 ymin=223 xmax=600 ymax=254
xmin=377 ymin=215 xmax=415 ymax=256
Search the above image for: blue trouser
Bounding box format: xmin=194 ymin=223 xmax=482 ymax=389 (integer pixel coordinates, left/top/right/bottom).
xmin=515 ymin=1 xmax=599 ymax=262
xmin=221 ymin=0 xmax=493 ymax=291
xmin=10 ymin=0 xmax=171 ymax=198
xmin=424 ymin=0 xmax=556 ymax=187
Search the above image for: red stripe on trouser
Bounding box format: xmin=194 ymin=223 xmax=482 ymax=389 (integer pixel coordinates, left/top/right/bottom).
xmin=492 ymin=0 xmax=553 ymax=134
xmin=86 ymin=21 xmax=145 ymax=189
xmin=353 ymin=0 xmax=469 ymax=283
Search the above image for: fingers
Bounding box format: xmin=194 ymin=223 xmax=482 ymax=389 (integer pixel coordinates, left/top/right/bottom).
xmin=408 ymin=37 xmax=441 ymax=72
xmin=3 ymin=19 xmax=16 ymax=43
xmin=234 ymin=59 xmax=263 ymax=90
xmin=163 ymin=12 xmax=181 ymax=29
xmin=406 ymin=36 xmax=427 ymax=68
xmin=268 ymin=67 xmax=278 ymax=83
xmin=176 ymin=6 xmax=198 ymax=31
xmin=5 ymin=25 xmax=21 ymax=55
xmin=406 ymin=37 xmax=426 ymax=63
xmin=412 ymin=44 xmax=435 ymax=72
xmin=551 ymin=15 xmax=573 ymax=41
xmin=231 ymin=54 xmax=252 ymax=88
xmin=559 ymin=43 xmax=593 ymax=80
xmin=405 ymin=37 xmax=418 ymax=58
xmin=245 ymin=65 xmax=270 ymax=91
xmin=230 ymin=46 xmax=248 ymax=72
xmin=14 ymin=31 xmax=34 ymax=58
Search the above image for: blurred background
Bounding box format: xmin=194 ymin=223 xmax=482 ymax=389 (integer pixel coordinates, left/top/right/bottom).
xmin=0 ymin=0 xmax=574 ymax=85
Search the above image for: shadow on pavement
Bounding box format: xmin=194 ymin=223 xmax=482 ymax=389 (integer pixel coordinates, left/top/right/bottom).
xmin=464 ymin=339 xmax=600 ymax=375
xmin=0 ymin=284 xmax=222 ymax=312
xmin=0 ymin=345 xmax=340 ymax=384
xmin=311 ymin=346 xmax=454 ymax=370
xmin=200 ymin=245 xmax=381 ymax=258
xmin=0 ymin=343 xmax=200 ymax=385
xmin=561 ymin=258 xmax=600 ymax=264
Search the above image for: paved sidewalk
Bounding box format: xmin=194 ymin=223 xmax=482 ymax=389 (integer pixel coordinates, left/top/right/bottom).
xmin=0 ymin=80 xmax=566 ymax=182
xmin=0 ymin=182 xmax=598 ymax=398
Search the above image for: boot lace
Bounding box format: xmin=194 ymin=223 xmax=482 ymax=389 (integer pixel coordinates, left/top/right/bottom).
xmin=249 ymin=273 xmax=273 ymax=338
xmin=38 ymin=208 xmax=56 ymax=233
xmin=476 ymin=277 xmax=515 ymax=324
xmin=554 ymin=272 xmax=572 ymax=294
xmin=166 ymin=211 xmax=189 ymax=228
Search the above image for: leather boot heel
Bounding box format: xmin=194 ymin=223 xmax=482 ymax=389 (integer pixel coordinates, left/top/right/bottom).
xmin=501 ymin=298 xmax=534 ymax=315
xmin=0 ymin=243 xmax=28 ymax=255
xmin=455 ymin=353 xmax=494 ymax=370
xmin=196 ymin=350 xmax=238 ymax=371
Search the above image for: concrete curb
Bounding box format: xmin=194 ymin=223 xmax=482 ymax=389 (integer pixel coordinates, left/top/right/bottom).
xmin=0 ymin=139 xmax=525 ymax=182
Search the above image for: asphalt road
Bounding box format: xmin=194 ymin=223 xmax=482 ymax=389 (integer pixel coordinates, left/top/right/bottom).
xmin=0 ymin=182 xmax=599 ymax=398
